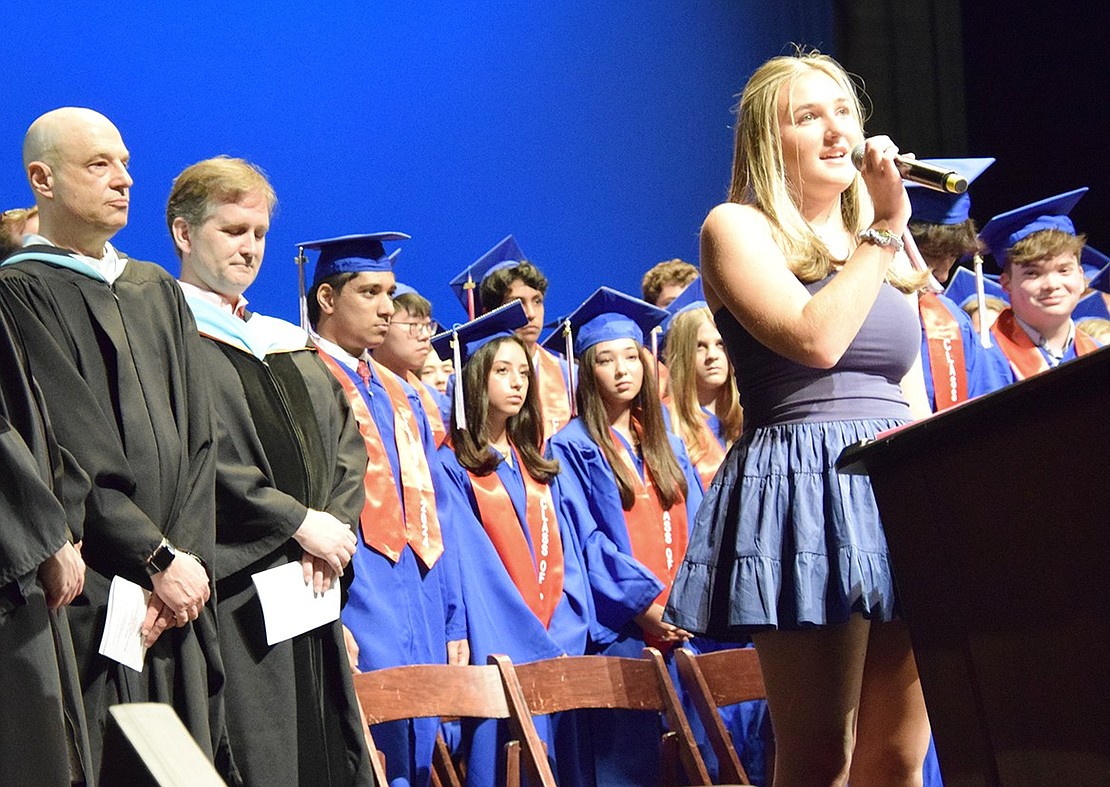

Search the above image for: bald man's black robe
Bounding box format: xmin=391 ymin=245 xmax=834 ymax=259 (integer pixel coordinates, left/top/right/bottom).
xmin=0 ymin=300 xmax=94 ymax=785
xmin=0 ymin=246 xmax=234 ymax=782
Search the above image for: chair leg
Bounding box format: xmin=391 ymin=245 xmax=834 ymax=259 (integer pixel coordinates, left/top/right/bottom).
xmin=504 ymin=740 xmax=521 ymax=787
xmin=433 ymin=730 xmax=463 ymax=787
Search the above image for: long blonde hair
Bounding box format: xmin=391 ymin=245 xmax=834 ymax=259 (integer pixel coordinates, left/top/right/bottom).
xmin=728 ymin=49 xmax=923 ymax=293
xmin=664 ymin=308 xmax=741 ymax=462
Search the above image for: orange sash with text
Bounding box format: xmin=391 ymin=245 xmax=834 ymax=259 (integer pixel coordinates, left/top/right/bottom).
xmin=317 ymin=349 xmax=443 ymax=568
xmin=609 ymin=424 xmax=689 ymax=607
xmin=919 ymin=292 xmax=969 ymax=410
xmin=990 ymin=308 xmax=1099 ymax=381
xmin=468 ymin=450 xmax=565 ymax=628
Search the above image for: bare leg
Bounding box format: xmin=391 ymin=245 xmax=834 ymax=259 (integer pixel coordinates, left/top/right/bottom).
xmin=752 ymin=615 xmax=871 ymax=787
xmin=848 ymin=619 xmax=931 ymax=787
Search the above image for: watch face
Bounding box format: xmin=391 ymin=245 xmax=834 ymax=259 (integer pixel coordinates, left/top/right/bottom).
xmin=147 ymin=541 xmax=176 ymax=573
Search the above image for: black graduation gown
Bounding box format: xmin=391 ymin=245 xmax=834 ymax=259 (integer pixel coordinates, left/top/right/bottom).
xmin=0 ymin=247 xmax=233 ymax=781
xmin=0 ymin=301 xmax=94 ymax=785
xmin=193 ymin=315 xmax=373 ymax=786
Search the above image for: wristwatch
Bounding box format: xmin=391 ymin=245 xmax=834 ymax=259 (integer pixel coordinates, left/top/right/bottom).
xmin=858 ymin=227 xmax=905 ymax=253
xmin=144 ymin=538 xmax=177 ymax=575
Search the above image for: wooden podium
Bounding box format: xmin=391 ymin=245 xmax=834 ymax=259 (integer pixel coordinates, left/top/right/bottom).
xmin=838 ymin=347 xmax=1110 ymax=786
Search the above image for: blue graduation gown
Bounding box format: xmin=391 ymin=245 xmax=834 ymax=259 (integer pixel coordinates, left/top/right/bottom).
xmin=324 ymin=356 xmax=467 ymax=787
xmin=546 ymin=419 xmax=704 ymax=785
xmin=438 ymin=447 xmax=594 ymax=785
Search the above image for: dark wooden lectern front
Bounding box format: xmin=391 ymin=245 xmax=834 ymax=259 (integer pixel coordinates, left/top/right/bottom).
xmin=839 ymin=347 xmax=1110 ymax=787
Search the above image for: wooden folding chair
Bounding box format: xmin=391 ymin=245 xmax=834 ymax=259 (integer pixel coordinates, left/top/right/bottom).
xmin=353 ymin=663 xmax=557 ymax=787
xmin=674 ymin=646 xmax=770 ymax=785
xmin=491 ymin=648 xmax=712 ymax=786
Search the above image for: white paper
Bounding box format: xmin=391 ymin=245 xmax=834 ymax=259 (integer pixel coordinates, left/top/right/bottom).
xmin=98 ymin=575 xmax=151 ymax=672
xmin=251 ymin=560 xmax=341 ymax=646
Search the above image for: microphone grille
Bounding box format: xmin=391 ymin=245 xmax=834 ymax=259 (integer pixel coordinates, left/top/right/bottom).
xmin=850 ymin=143 xmax=866 ymax=171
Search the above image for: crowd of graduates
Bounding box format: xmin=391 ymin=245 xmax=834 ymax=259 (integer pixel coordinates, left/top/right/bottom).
xmin=2 ymin=53 xmax=1106 ymax=787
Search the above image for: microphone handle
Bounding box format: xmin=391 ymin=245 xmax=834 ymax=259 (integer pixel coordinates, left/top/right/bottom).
xmin=895 ymin=157 xmax=968 ymax=195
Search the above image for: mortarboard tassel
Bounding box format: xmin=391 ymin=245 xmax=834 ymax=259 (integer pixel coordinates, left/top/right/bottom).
xmin=295 ymin=245 xmax=309 ymax=332
xmin=562 ymin=318 xmax=576 ymax=417
xmin=972 ymin=254 xmax=992 ymax=349
xmin=450 ymin=328 xmax=467 ymax=430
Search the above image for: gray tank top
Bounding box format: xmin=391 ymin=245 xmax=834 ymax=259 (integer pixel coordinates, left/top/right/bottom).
xmin=716 ymin=276 xmax=920 ymax=428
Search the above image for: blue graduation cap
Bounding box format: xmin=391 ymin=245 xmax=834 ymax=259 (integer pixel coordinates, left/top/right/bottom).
xmin=1073 ymin=291 xmax=1110 ymax=322
xmin=665 ymin=278 xmax=706 ymax=316
xmin=541 ymin=286 xmax=668 ymax=358
xmin=1089 ymin=257 xmax=1110 ymax=295
xmin=908 ymin=157 xmax=995 ymax=225
xmin=943 ymin=266 xmax=1009 ymax=310
xmin=449 ymin=235 xmax=527 ymax=318
xmin=298 ymin=232 xmax=410 ymax=287
xmin=430 ymin=300 xmax=528 ymax=369
xmin=661 ymin=278 xmax=708 ymax=338
xmin=430 ymin=300 xmax=529 ymax=429
xmin=978 ymin=187 xmax=1088 ymax=264
xmin=1081 ymin=246 xmax=1109 ymax=283
xmin=392 ymin=281 xmax=418 ymax=299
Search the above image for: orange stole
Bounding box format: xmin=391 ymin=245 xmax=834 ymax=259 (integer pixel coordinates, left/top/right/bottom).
xmin=608 ymin=425 xmax=689 ymax=609
xmin=990 ymin=308 xmax=1100 ymax=381
xmin=406 ymin=371 xmax=447 ymax=448
xmin=533 ymin=348 xmax=572 ymax=442
xmin=467 ymin=452 xmax=565 ymax=628
xmin=919 ymin=292 xmax=969 ymax=410
xmin=317 ymin=349 xmax=443 ymax=568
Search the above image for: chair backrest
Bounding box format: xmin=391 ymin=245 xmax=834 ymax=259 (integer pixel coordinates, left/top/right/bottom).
xmin=674 ymin=646 xmax=768 ymax=785
xmin=492 ymin=648 xmax=712 ymax=786
xmin=352 ymin=663 xmax=556 ymax=787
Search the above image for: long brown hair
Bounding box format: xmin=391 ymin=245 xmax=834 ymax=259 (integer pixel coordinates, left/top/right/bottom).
xmin=450 ymin=335 xmax=559 ymax=483
xmin=576 ymin=342 xmax=687 ymax=510
xmin=664 ymin=307 xmax=742 ymax=462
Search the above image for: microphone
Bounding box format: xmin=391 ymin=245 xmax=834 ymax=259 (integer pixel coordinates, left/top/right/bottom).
xmin=850 ymin=143 xmax=968 ymax=194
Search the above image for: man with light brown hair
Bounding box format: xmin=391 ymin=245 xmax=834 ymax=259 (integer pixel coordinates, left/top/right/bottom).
xmin=169 ymin=155 xmax=373 ymax=786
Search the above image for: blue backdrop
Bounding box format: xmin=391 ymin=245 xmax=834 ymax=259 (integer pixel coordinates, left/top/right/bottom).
xmin=1 ymin=1 xmax=834 ymax=326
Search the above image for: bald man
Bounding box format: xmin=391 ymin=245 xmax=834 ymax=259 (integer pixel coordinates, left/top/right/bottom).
xmin=0 ymin=108 xmax=233 ymax=780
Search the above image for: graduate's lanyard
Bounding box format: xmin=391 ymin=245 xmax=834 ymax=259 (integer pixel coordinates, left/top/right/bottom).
xmin=468 ymin=448 xmax=565 ymax=628
xmin=534 ymin=348 xmax=572 ymax=443
xmin=317 ymin=349 xmax=443 ymax=568
xmin=919 ymin=292 xmax=969 ymax=410
xmin=406 ymin=370 xmax=448 ymax=448
xmin=991 ymin=308 xmax=1099 ymax=380
xmin=609 ymin=421 xmax=689 ymax=608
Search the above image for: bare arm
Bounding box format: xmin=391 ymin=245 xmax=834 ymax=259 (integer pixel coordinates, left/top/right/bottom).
xmin=702 ymin=136 xmax=912 ymax=369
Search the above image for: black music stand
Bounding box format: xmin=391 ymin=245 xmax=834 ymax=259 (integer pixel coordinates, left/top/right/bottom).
xmin=838 ymin=347 xmax=1110 ymax=787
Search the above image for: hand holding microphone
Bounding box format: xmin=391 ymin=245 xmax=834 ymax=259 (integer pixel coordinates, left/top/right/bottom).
xmin=851 ymin=141 xmax=968 ymax=194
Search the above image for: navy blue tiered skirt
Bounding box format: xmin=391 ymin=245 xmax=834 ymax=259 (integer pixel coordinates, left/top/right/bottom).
xmin=666 ymin=418 xmax=907 ymax=639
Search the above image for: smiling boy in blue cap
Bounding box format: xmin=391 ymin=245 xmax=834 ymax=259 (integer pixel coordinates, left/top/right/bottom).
xmin=980 ymin=188 xmax=1100 ymax=380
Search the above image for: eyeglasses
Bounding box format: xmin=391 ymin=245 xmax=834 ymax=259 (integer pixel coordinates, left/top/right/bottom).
xmin=390 ymin=320 xmax=437 ymax=339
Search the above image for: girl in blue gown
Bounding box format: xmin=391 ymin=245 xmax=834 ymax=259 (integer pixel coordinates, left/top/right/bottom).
xmin=433 ymin=302 xmax=592 ymax=786
xmin=545 ymin=287 xmax=705 ymax=786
